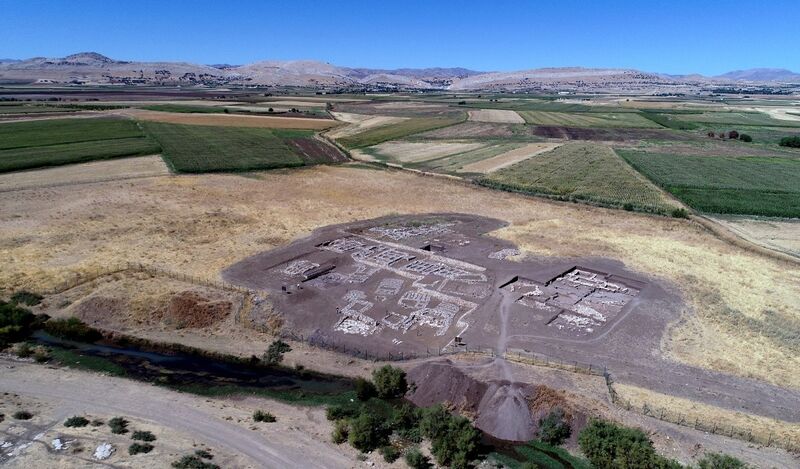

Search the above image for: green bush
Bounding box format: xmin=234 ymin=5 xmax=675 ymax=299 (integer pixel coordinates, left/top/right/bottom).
xmin=347 ymin=411 xmax=389 ymax=452
xmin=91 ymin=418 xmax=105 ymax=426
xmin=13 ymin=410 xmax=33 ymax=420
xmin=419 ymin=405 xmax=481 ymax=469
xmin=380 ymin=445 xmax=401 ymax=463
xmin=355 ymin=377 xmax=376 ymax=401
xmin=171 ymin=455 xmax=220 ymax=469
xmin=372 ymin=365 xmax=407 ymax=399
xmin=779 ymin=136 xmax=800 ymax=148
xmin=326 ymin=402 xmax=360 ymax=421
xmin=33 ymin=346 xmax=50 ymax=363
xmin=132 ymin=430 xmax=157 ymax=441
xmin=194 ymin=449 xmax=213 ymax=459
xmin=109 ymin=416 xmax=129 ymax=434
xmin=332 ymin=419 xmax=349 ymax=444
xmin=739 ymin=134 xmax=752 ymax=142
xmin=10 ymin=291 xmax=42 ymax=306
xmin=44 ymin=317 xmax=102 ymax=342
xmin=13 ymin=342 xmax=34 ymax=358
xmin=262 ymin=339 xmax=291 ymax=365
xmin=129 ymin=443 xmax=154 ymax=455
xmin=405 ymin=448 xmax=432 ymax=469
xmin=697 ymin=452 xmax=750 ymax=468
xmin=537 ymin=408 xmax=571 ymax=446
xmin=64 ymin=416 xmax=89 ymax=427
xmin=671 ymin=207 xmax=690 ymax=218
xmin=253 ymin=410 xmax=276 ymax=423
xmin=578 ymin=419 xmax=682 ymax=469
xmin=0 ymin=300 xmax=37 ymax=347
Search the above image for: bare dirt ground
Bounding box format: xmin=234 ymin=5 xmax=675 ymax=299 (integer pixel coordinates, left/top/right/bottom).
xmin=119 ymin=108 xmax=338 ymax=130
xmin=326 ymin=112 xmax=407 ymax=139
xmin=467 ymin=109 xmax=526 ymax=124
xmin=0 ymin=359 xmax=388 ymax=468
xmin=458 ymin=142 xmax=562 ymax=173
xmin=707 ymin=215 xmax=800 ymax=258
xmin=0 ymin=167 xmax=798 ymax=418
xmin=0 ymin=156 xmax=169 ymax=192
xmin=369 ymin=140 xmax=485 ymax=163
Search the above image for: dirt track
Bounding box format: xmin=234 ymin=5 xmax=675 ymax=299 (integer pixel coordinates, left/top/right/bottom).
xmin=0 ymin=360 xmax=359 ymax=469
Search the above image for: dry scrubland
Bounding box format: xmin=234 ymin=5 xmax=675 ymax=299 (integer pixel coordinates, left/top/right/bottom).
xmin=0 ymin=166 xmax=798 ymax=390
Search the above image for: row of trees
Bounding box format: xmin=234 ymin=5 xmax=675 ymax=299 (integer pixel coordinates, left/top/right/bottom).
xmin=707 ymin=130 xmax=752 ymax=142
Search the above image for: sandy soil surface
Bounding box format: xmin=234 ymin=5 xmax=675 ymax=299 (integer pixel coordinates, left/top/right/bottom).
xmin=0 ymin=359 xmax=391 ymax=469
xmin=708 ymin=215 xmax=800 ymax=259
xmin=0 ymin=156 xmax=169 ymax=193
xmin=326 ymin=112 xmax=407 ymax=139
xmin=0 ymin=166 xmax=797 ymax=391
xmin=467 ymin=109 xmax=525 ymax=124
xmin=369 ymin=140 xmax=485 ymax=163
xmin=119 ymin=108 xmax=338 ymax=130
xmin=751 ymin=107 xmax=800 ymax=122
xmin=458 ymin=142 xmax=562 ymax=173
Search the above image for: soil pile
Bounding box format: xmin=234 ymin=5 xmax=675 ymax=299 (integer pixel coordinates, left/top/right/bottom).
xmin=164 ymin=291 xmax=232 ymax=328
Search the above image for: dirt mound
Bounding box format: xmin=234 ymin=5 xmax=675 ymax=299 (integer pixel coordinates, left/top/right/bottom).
xmin=71 ymin=296 xmax=126 ymax=326
xmin=475 ymin=381 xmax=536 ymax=441
xmin=164 ymin=291 xmax=232 ymax=328
xmin=407 ymin=359 xmax=488 ymax=417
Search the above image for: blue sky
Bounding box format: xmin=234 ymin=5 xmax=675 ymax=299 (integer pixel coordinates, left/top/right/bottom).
xmin=2 ymin=0 xmax=798 ymax=75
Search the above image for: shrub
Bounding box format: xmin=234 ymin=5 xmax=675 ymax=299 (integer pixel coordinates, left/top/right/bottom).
xmin=0 ymin=301 xmax=37 ymax=347
xmin=33 ymin=346 xmax=50 ymax=363
xmin=578 ymin=419 xmax=682 ymax=469
xmin=326 ymin=402 xmax=360 ymax=421
xmin=355 ymin=377 xmax=377 ymax=401
xmin=331 ymin=419 xmax=349 ymax=444
xmin=129 ymin=443 xmax=154 ymax=455
xmin=10 ymin=291 xmax=42 ymax=306
xmin=671 ymin=207 xmax=689 ymax=218
xmin=91 ymin=418 xmax=105 ymax=426
xmin=13 ymin=410 xmax=33 ymax=420
xmin=728 ymin=130 xmax=739 ymax=139
xmin=64 ymin=416 xmax=89 ymax=427
xmin=262 ymin=339 xmax=291 ymax=365
xmin=419 ymin=405 xmax=481 ymax=469
xmin=779 ymin=136 xmax=800 ymax=148
xmin=109 ymin=416 xmax=129 ymax=434
xmin=391 ymin=403 xmax=421 ymax=433
xmin=372 ymin=365 xmax=407 ymax=399
xmin=44 ymin=317 xmax=102 ymax=342
xmin=405 ymin=448 xmax=432 ymax=469
xmin=171 ymin=455 xmax=220 ymax=469
xmin=253 ymin=410 xmax=276 ymax=423
xmin=132 ymin=430 xmax=157 ymax=441
xmin=697 ymin=452 xmax=750 ymax=468
xmin=347 ymin=411 xmax=389 ymax=452
xmin=13 ymin=342 xmax=34 ymax=358
xmin=380 ymin=445 xmax=401 ymax=463
xmin=537 ymin=408 xmax=571 ymax=446
xmin=739 ymin=134 xmax=752 ymax=142
xmin=194 ymin=449 xmax=214 ymax=459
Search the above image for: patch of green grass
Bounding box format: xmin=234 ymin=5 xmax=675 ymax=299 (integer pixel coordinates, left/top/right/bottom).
xmin=165 ymin=383 xmax=357 ymax=407
xmin=517 ymin=111 xmax=660 ymax=128
xmin=0 ymin=104 xmax=81 ymax=115
xmin=141 ymin=104 xmax=226 ymax=114
xmin=640 ymin=111 xmax=700 ymax=130
xmin=618 ymin=150 xmax=800 ymax=217
xmin=337 ymin=116 xmax=465 ymax=148
xmin=142 ymin=122 xmax=309 ymax=173
xmin=489 ymin=441 xmax=593 ymax=469
xmin=479 ymin=143 xmax=679 ymax=214
xmin=0 ymin=118 xmax=160 ymax=173
xmin=48 ymin=348 xmax=127 ymax=376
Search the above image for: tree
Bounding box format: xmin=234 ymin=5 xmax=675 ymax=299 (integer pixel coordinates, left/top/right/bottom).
xmin=347 ymin=412 xmax=389 ymax=452
xmin=537 ymin=408 xmax=571 ymax=446
xmin=419 ymin=405 xmax=480 ymax=469
xmin=727 ymin=130 xmax=739 ymax=139
xmin=405 ymin=448 xmax=431 ymax=469
xmin=372 ymin=365 xmax=407 ymax=398
xmin=696 ymin=452 xmax=750 ymax=469
xmin=263 ymin=339 xmax=291 ymax=365
xmin=354 ymin=377 xmax=376 ymax=401
xmin=739 ymin=134 xmax=752 ymax=142
xmin=779 ymin=136 xmax=800 ymax=148
xmin=578 ymin=419 xmax=682 ymax=469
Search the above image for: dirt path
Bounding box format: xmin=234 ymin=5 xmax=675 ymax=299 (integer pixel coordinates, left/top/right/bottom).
xmin=0 ymin=360 xmax=355 ymax=468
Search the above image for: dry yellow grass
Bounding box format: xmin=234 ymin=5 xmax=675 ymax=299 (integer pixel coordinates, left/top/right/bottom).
xmin=458 ymin=142 xmax=561 ymax=173
xmin=370 ymin=140 xmax=485 ymax=163
xmin=124 ymin=109 xmax=338 ymax=129
xmin=614 ymin=383 xmax=800 ymax=446
xmin=326 ymin=112 xmax=408 ymax=139
xmin=0 ymin=166 xmax=797 ymax=388
xmin=467 ymin=109 xmax=525 ymax=124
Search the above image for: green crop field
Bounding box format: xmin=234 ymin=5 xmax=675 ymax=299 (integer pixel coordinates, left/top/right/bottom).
xmin=517 ymin=111 xmax=660 ymax=128
xmin=336 ymin=116 xmax=465 ymax=148
xmin=0 ymin=118 xmax=160 ymax=173
xmin=670 ymin=111 xmax=800 ymax=127
xmin=142 ymin=122 xmax=312 ymax=173
xmin=618 ymin=150 xmax=800 ymax=217
xmin=140 ymin=104 xmax=226 ymax=113
xmin=479 ymin=143 xmax=680 ymax=214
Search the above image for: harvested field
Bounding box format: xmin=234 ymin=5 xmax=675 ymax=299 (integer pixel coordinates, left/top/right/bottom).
xmin=481 ymin=143 xmax=682 ymax=214
xmin=708 ymin=215 xmax=800 ymax=258
xmin=458 ymin=142 xmax=562 ymax=173
xmin=335 ymin=116 xmax=465 ymax=149
xmin=0 ymin=166 xmax=798 ymax=392
xmin=468 ymin=109 xmax=525 ymax=124
xmin=326 ymin=112 xmax=408 ymax=139
xmin=0 ymin=156 xmax=169 ymax=192
xmin=285 ymin=137 xmax=348 ymax=164
xmin=419 ymin=121 xmax=517 ymax=139
xmin=126 ymin=109 xmax=338 ymax=130
xmin=142 ymin=122 xmax=307 ymax=173
xmin=529 ymin=125 xmax=682 ymax=141
xmin=671 ymin=111 xmax=800 ymax=127
xmin=368 ymin=140 xmax=485 ymax=163
xmin=518 ymin=111 xmax=660 ymax=128
xmin=414 ymin=142 xmax=525 ymax=172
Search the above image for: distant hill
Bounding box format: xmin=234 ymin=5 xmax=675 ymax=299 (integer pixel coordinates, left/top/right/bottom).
xmin=1 ymin=52 xmax=798 ymax=90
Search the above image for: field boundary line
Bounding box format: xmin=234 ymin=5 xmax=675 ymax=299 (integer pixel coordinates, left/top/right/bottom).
xmin=691 ymin=215 xmax=800 ymax=264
